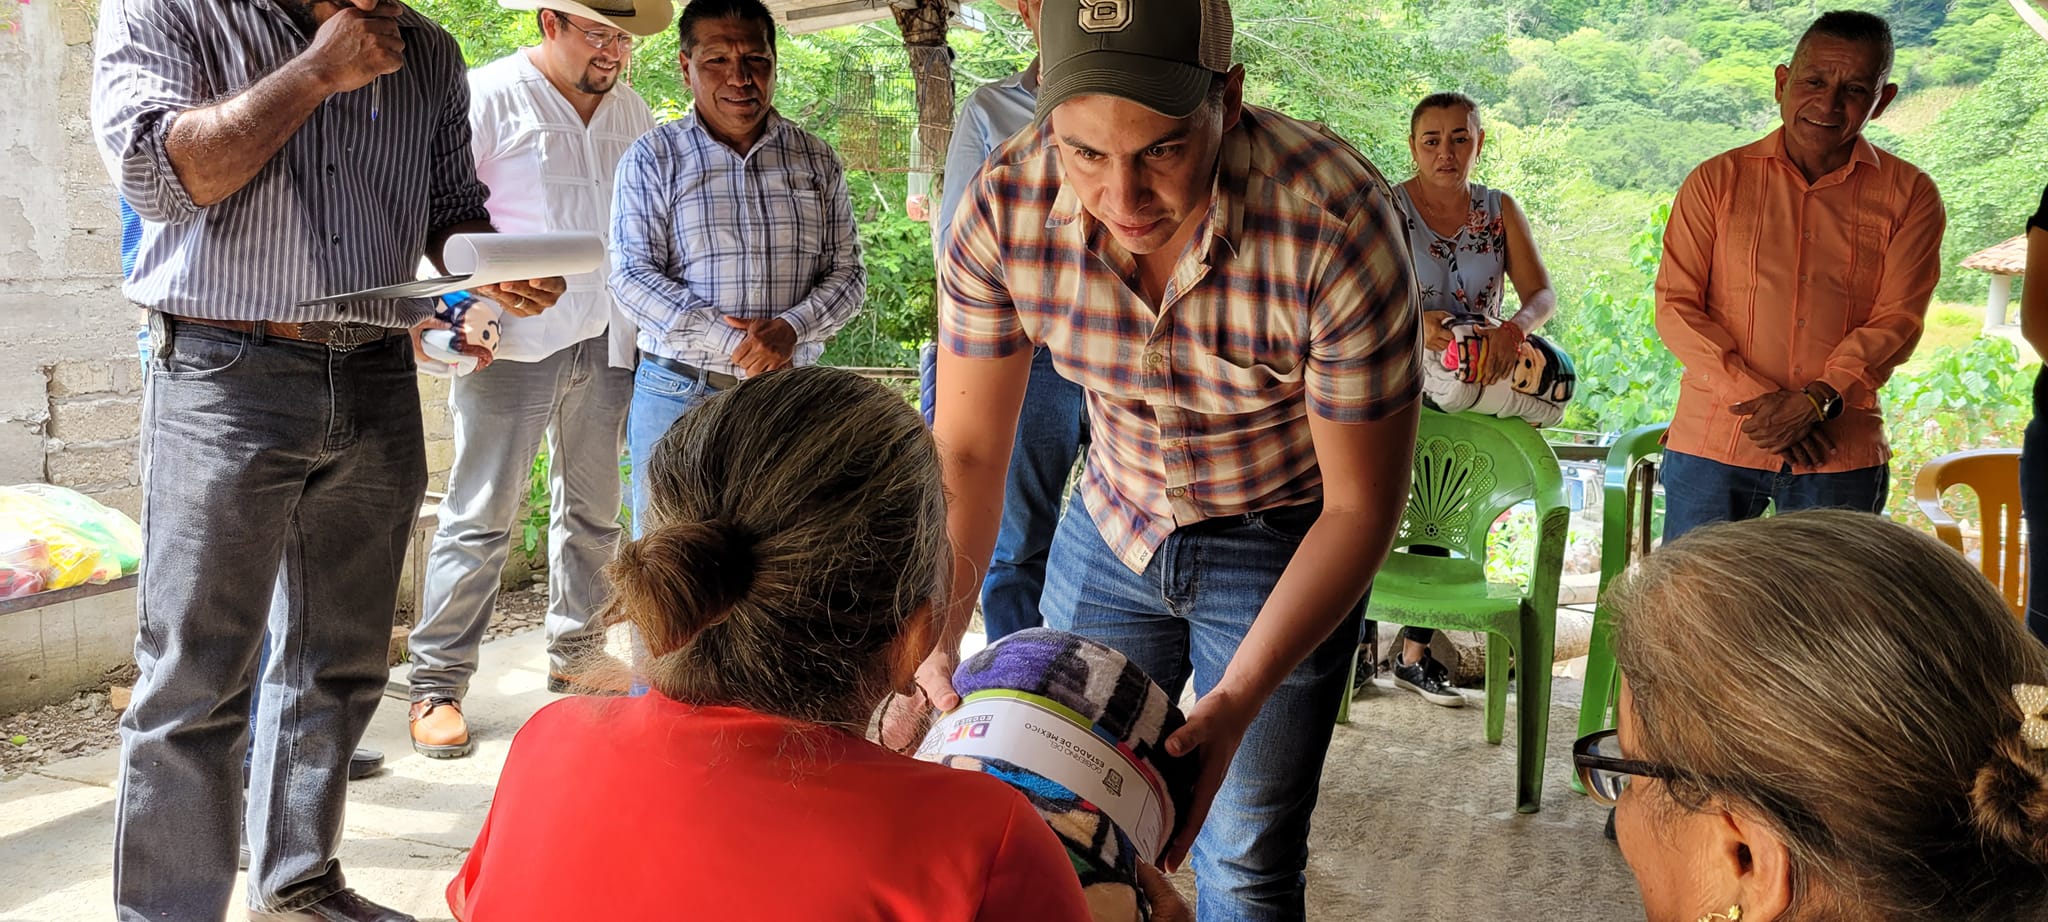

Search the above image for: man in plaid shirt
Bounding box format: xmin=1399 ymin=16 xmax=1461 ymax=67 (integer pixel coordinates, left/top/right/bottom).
xmin=916 ymin=0 xmax=1419 ymax=916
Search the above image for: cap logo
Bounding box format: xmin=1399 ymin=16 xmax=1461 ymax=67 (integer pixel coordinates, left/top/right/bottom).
xmin=1077 ymin=0 xmax=1130 ymax=32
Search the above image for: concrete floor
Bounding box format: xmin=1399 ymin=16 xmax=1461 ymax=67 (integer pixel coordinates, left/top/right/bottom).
xmin=0 ymin=628 xmax=1644 ymax=921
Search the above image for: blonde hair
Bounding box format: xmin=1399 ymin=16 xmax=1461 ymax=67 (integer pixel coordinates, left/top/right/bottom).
xmin=1611 ymin=510 xmax=2048 ymax=920
xmin=600 ymin=366 xmax=949 ymax=732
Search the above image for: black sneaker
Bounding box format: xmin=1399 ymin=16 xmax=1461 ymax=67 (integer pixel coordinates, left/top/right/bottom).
xmin=1391 ymin=651 xmax=1466 ymax=708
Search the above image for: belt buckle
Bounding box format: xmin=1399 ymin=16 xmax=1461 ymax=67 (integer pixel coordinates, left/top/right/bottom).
xmin=300 ymin=321 xmax=387 ymax=352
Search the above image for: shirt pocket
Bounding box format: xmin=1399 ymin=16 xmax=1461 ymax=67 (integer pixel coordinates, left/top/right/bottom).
xmin=1177 ymin=327 xmax=1306 ymax=415
xmin=762 ymin=171 xmax=826 ymax=256
xmin=533 ymin=128 xmax=599 ymax=231
xmin=1847 ymin=218 xmax=1888 ymax=325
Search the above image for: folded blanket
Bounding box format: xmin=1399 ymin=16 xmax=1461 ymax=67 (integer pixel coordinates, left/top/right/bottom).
xmin=921 ymin=628 xmax=1198 ymax=921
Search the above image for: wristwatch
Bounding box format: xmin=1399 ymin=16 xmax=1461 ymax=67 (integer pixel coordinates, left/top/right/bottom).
xmin=1803 ymin=384 xmax=1843 ymax=422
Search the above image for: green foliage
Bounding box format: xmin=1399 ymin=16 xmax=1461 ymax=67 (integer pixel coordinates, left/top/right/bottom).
xmin=1900 ymin=36 xmax=2048 ymax=303
xmin=1881 ymin=335 xmax=2038 ymax=522
xmin=1550 ymin=204 xmax=1682 ymax=434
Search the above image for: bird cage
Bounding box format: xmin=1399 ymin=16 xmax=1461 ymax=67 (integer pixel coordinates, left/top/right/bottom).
xmin=823 ymin=42 xmax=950 ymax=174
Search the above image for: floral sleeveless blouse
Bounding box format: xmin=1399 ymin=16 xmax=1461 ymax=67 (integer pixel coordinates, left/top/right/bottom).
xmin=1394 ymin=182 xmax=1508 ymax=325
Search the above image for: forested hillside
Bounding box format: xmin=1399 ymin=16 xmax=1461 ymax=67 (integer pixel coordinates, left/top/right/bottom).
xmin=417 ymin=0 xmax=2045 ymax=461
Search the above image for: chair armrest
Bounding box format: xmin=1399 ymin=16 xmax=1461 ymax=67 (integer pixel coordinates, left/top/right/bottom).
xmin=1911 ymin=464 xmax=1967 ymax=555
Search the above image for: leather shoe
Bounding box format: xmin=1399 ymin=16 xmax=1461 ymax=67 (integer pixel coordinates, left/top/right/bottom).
xmin=408 ymin=696 xmax=473 ymax=759
xmin=248 ymin=889 xmax=416 ymax=921
xmin=347 ymin=747 xmax=384 ymax=780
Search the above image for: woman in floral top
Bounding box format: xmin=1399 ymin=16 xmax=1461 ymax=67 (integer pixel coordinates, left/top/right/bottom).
xmin=1378 ymin=92 xmax=1560 ymax=708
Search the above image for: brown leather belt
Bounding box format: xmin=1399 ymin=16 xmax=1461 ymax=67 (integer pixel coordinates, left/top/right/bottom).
xmin=643 ymin=353 xmax=741 ymax=391
xmin=171 ymin=315 xmax=403 ymax=351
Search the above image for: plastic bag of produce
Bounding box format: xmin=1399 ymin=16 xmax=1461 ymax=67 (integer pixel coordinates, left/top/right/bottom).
xmin=0 ymin=486 xmax=136 ymax=590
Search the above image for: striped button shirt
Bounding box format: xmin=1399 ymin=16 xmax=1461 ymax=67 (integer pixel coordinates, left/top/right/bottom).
xmin=941 ymin=105 xmax=1420 ymax=573
xmin=609 ymin=111 xmax=866 ymax=377
xmin=91 ymin=0 xmax=491 ymax=327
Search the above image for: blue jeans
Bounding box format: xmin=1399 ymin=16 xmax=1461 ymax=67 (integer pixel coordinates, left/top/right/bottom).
xmin=2022 ymin=368 xmax=2048 ymax=644
xmin=626 ymin=358 xmax=723 ymax=537
xmin=1660 ymin=448 xmax=1889 ymax=543
xmin=119 ymin=317 xmax=425 ymax=918
xmin=982 ymin=347 xmax=1087 ymax=641
xmin=624 ymin=359 xmax=724 ymax=695
xmin=1040 ymin=500 xmax=1362 ymax=922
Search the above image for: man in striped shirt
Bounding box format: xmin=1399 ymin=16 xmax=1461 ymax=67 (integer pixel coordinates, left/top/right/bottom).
xmin=919 ymin=0 xmax=1419 ymax=916
xmin=608 ymin=0 xmax=865 ymax=529
xmin=91 ymin=0 xmax=564 ymax=917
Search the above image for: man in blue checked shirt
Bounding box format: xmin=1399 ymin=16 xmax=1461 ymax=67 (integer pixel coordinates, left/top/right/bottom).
xmin=609 ymin=0 xmax=866 ymax=530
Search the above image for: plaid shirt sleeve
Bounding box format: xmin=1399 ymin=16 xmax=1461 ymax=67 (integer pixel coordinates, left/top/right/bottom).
xmin=775 ymin=147 xmax=866 ymax=342
xmin=608 ymin=133 xmax=716 ymax=335
xmin=1307 ymin=181 xmax=1421 ymax=423
xmin=937 ymin=175 xmax=1030 ymax=359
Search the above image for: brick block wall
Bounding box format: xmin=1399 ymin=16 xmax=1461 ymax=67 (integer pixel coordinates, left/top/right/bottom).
xmin=41 ymin=354 xmax=143 ymax=518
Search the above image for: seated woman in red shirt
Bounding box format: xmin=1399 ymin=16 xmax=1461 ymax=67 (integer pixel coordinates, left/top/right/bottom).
xmin=448 ymin=365 xmax=1094 ymax=922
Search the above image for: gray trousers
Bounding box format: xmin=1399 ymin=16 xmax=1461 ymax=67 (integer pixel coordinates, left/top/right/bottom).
xmin=408 ymin=335 xmax=631 ymax=698
xmin=116 ymin=317 xmax=425 ymax=918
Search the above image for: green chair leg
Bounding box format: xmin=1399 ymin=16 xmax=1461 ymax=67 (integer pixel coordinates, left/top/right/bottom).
xmin=1516 ymin=603 xmax=1557 ymax=813
xmin=1572 ymin=611 xmax=1619 ymax=796
xmin=1484 ymin=632 xmax=1510 ymax=746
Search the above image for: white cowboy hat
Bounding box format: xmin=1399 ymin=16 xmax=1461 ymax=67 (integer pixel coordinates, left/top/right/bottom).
xmin=499 ymin=0 xmax=674 ymax=37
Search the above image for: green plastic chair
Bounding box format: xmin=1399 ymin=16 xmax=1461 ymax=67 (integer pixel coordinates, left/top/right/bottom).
xmin=1337 ymin=409 xmax=1571 ymax=813
xmin=1573 ymin=424 xmax=1668 ymax=751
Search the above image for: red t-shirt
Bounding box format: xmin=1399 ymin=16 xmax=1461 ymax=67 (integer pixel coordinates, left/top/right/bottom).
xmin=449 ymin=694 xmax=1092 ymax=922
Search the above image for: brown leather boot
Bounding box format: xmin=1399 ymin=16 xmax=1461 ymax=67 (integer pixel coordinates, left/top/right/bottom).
xmin=408 ymin=696 xmax=473 ymax=759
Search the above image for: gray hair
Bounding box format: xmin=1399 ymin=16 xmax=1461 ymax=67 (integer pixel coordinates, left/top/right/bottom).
xmin=1611 ymin=510 xmax=2048 ymax=920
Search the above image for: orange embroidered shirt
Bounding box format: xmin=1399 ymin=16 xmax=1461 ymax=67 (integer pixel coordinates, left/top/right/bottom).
xmin=1655 ymin=130 xmax=1945 ymax=473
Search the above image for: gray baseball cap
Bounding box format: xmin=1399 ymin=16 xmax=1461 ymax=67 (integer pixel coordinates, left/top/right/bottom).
xmin=1034 ymin=0 xmax=1234 ymax=124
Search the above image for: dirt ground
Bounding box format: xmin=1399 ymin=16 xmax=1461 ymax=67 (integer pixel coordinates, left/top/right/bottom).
xmin=0 ymin=584 xmax=551 ymax=782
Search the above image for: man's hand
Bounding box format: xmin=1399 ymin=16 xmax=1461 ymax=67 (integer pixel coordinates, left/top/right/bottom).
xmin=1473 ymin=323 xmax=1526 ymax=386
xmin=1422 ymin=310 xmax=1454 ymax=353
xmin=300 ymin=0 xmax=406 ymax=95
xmin=1159 ymin=687 xmax=1262 ymax=872
xmin=1731 ymin=390 xmax=1818 ymax=454
xmin=474 ymin=277 xmax=566 ymax=318
xmin=876 ymin=644 xmax=961 ymax=752
xmin=1134 ymin=862 xmax=1192 ymax=922
xmin=723 ymin=316 xmax=797 ymax=378
xmin=1782 ymin=425 xmax=1836 ymax=470
xmin=406 ymin=315 xmax=452 ymax=366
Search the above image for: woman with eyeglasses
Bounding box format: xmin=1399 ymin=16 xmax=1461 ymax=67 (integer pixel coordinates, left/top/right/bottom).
xmin=1575 ymin=509 xmax=2048 ymax=922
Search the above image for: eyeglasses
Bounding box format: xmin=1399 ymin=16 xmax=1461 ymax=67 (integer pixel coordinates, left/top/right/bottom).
xmin=1572 ymin=729 xmax=1679 ymax=806
xmin=552 ymin=12 xmax=634 ymax=52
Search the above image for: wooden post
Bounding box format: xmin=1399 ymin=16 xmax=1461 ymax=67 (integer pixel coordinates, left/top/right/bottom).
xmin=893 ymin=0 xmax=955 ymax=190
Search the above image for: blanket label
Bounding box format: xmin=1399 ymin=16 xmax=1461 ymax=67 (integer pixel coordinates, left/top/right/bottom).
xmin=916 ymin=689 xmax=1167 ymax=860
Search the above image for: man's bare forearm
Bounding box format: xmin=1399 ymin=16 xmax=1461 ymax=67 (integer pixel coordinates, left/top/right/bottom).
xmin=165 ymin=62 xmax=334 ymax=207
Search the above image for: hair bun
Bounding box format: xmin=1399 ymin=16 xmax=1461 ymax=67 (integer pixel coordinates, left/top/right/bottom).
xmin=609 ymin=518 xmax=760 ymax=656
xmin=1969 ymin=735 xmax=2048 ymax=866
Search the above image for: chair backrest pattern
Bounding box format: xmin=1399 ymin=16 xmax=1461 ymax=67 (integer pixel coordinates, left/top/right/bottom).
xmin=1398 ymin=433 xmax=1501 ymax=561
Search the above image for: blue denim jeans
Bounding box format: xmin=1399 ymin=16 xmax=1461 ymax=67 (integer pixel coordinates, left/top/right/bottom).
xmin=1040 ymin=500 xmax=1362 ymax=922
xmin=982 ymin=347 xmax=1087 ymax=641
xmin=626 ymin=358 xmax=723 ymax=536
xmin=2022 ymin=368 xmax=2048 ymax=644
xmin=118 ymin=316 xmax=425 ymax=918
xmin=1660 ymin=448 xmax=1889 ymax=543
xmin=624 ymin=358 xmax=724 ymax=695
